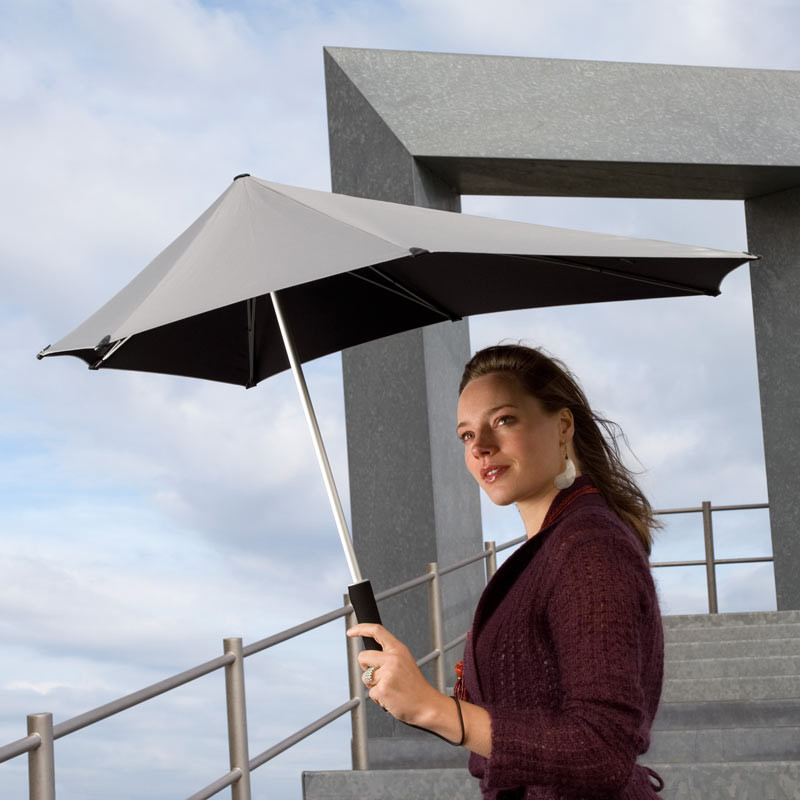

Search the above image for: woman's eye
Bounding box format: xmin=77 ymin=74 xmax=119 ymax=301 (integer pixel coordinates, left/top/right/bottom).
xmin=459 ymin=431 xmax=474 ymax=443
xmin=496 ymin=415 xmax=514 ymax=426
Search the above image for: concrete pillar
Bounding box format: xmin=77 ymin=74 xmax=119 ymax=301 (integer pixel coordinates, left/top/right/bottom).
xmin=745 ymin=186 xmax=800 ymax=611
xmin=325 ymin=50 xmax=485 ymax=750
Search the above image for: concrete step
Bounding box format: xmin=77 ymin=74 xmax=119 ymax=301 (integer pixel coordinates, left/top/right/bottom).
xmin=647 ymin=726 xmax=800 ymax=762
xmin=652 ymin=761 xmax=800 ymax=799
xmin=664 ymin=622 xmax=800 ymax=643
xmin=367 ymin=736 xmax=468 ymax=770
xmin=666 ymin=655 xmax=800 ymax=678
xmin=662 ymin=610 xmax=800 ymax=628
xmin=654 ymin=699 xmax=800 ymax=730
xmin=662 ymin=674 xmax=800 ymax=702
xmin=303 ymin=768 xmax=482 ymax=800
xmin=666 ymin=637 xmax=800 ymax=661
xmin=304 ymin=763 xmax=800 ymax=800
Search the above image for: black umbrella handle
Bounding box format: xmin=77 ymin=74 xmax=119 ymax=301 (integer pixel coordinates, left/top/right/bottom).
xmin=348 ymin=579 xmax=383 ymax=651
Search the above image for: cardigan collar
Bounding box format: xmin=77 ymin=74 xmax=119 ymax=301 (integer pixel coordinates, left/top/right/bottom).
xmin=464 ymin=476 xmax=604 ymax=703
xmin=539 ymin=475 xmax=601 ymax=533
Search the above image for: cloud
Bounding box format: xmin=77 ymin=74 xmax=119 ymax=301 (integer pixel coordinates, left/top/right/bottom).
xmin=397 ymin=0 xmax=800 ymax=69
xmin=1 ymin=1 xmax=795 ymax=797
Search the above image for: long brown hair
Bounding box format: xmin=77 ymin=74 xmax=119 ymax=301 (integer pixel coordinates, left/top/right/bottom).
xmin=459 ymin=344 xmax=659 ymax=554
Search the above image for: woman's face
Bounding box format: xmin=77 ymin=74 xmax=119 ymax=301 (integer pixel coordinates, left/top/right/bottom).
xmin=456 ymin=372 xmax=572 ymax=513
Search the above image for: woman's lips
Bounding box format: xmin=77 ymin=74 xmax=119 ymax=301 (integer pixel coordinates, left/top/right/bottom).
xmin=481 ymin=465 xmax=508 ymax=483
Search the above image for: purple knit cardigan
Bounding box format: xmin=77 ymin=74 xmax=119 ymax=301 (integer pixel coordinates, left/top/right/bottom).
xmin=462 ymin=478 xmax=664 ymax=799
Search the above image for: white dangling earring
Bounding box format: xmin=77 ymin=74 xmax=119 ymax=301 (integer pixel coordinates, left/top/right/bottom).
xmin=554 ymin=445 xmax=576 ymax=490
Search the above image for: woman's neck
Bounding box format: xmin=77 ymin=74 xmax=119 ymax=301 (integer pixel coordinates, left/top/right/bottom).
xmin=519 ymin=488 xmax=561 ymax=538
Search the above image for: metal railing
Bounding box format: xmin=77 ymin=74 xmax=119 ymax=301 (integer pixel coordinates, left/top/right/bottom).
xmin=650 ymin=501 xmax=772 ymax=614
xmin=0 ymin=500 xmax=770 ymax=798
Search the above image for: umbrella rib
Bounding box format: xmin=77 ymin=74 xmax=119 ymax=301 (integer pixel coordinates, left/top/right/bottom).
xmin=89 ymin=335 xmax=132 ymax=369
xmin=246 ymin=298 xmax=256 ymax=388
xmin=515 ymin=255 xmax=718 ymax=297
xmin=348 ymin=268 xmax=461 ymax=322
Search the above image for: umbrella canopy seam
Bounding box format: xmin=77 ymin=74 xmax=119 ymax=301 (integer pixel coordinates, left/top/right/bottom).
xmin=517 ymin=255 xmax=718 ymax=297
xmin=252 ymin=178 xmax=419 ymax=254
xmin=348 ymin=265 xmax=461 ymax=321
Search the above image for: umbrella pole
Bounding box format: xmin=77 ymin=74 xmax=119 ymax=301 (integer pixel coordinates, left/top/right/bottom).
xmin=270 ymin=292 xmax=382 ymax=650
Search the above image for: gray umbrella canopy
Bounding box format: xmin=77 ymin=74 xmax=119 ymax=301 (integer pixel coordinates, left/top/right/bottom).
xmin=37 ymin=173 xmax=756 ymax=617
xmin=38 ymin=175 xmax=754 ymax=387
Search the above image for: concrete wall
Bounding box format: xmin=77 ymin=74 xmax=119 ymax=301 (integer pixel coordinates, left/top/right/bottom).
xmin=325 ymin=49 xmax=485 ymax=748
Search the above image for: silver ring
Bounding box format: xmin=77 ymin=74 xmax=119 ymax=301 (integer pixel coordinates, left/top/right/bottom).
xmin=362 ymin=666 xmax=378 ymax=687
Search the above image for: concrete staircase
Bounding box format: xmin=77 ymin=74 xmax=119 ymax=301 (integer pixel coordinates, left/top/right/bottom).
xmin=648 ymin=610 xmax=800 ymax=798
xmin=304 ymin=611 xmax=800 ymax=799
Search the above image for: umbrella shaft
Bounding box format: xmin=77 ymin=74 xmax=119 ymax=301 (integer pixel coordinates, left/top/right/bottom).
xmin=270 ymin=291 xmax=363 ymax=584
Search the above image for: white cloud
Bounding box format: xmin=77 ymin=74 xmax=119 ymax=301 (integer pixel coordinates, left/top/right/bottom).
xmin=398 ymin=0 xmax=800 ymax=69
xmin=4 ymin=680 xmax=71 ymax=695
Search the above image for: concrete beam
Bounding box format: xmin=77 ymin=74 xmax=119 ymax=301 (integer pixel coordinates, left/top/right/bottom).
xmin=325 ymin=48 xmax=485 ymax=751
xmin=325 ymin=47 xmax=800 ymax=199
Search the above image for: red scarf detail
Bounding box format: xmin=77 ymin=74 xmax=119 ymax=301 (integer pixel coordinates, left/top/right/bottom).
xmin=540 ymin=483 xmax=599 ymax=531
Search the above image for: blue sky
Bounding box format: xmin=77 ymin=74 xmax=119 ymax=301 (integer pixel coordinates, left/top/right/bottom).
xmin=1 ymin=1 xmax=797 ymax=797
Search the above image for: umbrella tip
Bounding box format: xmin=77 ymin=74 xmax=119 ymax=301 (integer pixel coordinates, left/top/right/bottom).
xmin=233 ymin=173 xmax=251 ymax=182
xmin=36 ymin=345 xmax=51 ymax=360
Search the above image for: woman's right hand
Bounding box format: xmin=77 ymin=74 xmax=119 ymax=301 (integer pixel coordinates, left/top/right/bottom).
xmin=347 ymin=623 xmax=444 ymax=726
xmin=346 ymin=623 xmax=492 ymax=755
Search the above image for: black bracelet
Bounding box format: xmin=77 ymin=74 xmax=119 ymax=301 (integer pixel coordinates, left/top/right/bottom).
xmin=451 ymin=695 xmax=466 ymax=746
xmin=404 ymin=695 xmax=465 ymax=746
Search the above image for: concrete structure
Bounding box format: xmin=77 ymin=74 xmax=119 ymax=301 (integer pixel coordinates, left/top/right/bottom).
xmin=325 ymin=47 xmax=800 ymax=626
xmin=324 ymin=47 xmax=800 ymax=781
xmin=325 ymin=48 xmax=485 ymax=747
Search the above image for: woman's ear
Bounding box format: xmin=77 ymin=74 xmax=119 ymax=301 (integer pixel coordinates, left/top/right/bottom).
xmin=559 ymin=408 xmax=575 ymax=441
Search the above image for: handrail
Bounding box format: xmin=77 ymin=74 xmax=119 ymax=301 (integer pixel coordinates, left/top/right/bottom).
xmin=0 ymin=499 xmax=772 ymax=799
xmin=185 ymin=769 xmax=241 ymax=800
xmin=53 ymin=653 xmax=235 ymax=739
xmin=652 ymin=556 xmax=773 ymax=567
xmin=440 ymin=548 xmax=495 ymax=576
xmin=649 ymin=500 xmax=771 ymax=614
xmin=248 ymin=699 xmax=360 ymax=771
xmin=375 ymin=571 xmax=434 ymax=600
xmin=242 ymin=605 xmax=351 ymax=657
xmin=654 ymin=502 xmax=768 ymax=515
xmin=496 ymin=534 xmax=527 ymax=552
xmin=0 ymin=734 xmax=40 ymax=763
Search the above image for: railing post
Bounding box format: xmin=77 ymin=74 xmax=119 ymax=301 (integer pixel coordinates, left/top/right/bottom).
xmin=702 ymin=501 xmax=719 ymax=614
xmin=344 ymin=595 xmax=369 ymax=770
xmin=426 ymin=563 xmax=447 ymax=693
xmin=223 ymin=638 xmax=252 ymax=800
xmin=27 ymin=713 xmax=55 ymax=800
xmin=484 ymin=541 xmax=498 ymax=581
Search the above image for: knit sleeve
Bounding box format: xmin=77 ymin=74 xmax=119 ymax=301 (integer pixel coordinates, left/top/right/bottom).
xmin=482 ymin=525 xmax=655 ymax=795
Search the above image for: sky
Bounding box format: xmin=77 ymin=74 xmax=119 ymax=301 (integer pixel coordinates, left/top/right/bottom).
xmin=1 ymin=0 xmax=797 ymax=797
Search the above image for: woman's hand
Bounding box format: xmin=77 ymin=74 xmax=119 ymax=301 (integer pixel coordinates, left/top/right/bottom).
xmin=347 ymin=622 xmax=493 ymax=755
xmin=346 ymin=623 xmax=445 ymax=728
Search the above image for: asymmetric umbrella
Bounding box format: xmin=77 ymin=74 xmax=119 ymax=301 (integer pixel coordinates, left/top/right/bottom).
xmin=38 ymin=174 xmax=756 ymax=639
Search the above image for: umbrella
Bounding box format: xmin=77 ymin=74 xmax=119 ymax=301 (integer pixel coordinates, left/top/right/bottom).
xmin=37 ymin=174 xmax=756 ymax=644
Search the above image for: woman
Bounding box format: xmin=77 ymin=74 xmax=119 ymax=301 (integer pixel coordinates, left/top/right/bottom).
xmin=348 ymin=344 xmax=664 ymax=799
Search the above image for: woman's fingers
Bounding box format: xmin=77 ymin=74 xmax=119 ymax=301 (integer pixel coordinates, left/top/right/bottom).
xmin=361 ymin=665 xmax=379 ymax=688
xmin=356 ymin=649 xmax=385 ymax=670
xmin=347 ymin=623 xmax=402 ymax=651
xmin=348 ymin=623 xmax=440 ymax=725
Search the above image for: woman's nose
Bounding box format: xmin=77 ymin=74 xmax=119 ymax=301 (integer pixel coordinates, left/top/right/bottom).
xmin=470 ymin=430 xmax=495 ymax=456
